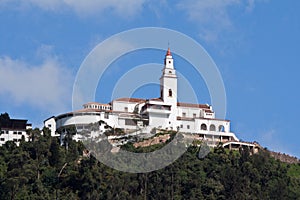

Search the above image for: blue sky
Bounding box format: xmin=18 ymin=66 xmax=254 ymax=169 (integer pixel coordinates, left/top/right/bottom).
xmin=0 ymin=0 xmax=299 ymax=157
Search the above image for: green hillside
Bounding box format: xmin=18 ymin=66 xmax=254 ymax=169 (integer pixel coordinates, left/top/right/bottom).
xmin=0 ymin=128 xmax=299 ymax=200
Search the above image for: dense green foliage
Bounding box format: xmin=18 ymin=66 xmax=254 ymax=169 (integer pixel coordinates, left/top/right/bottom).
xmin=0 ymin=128 xmax=299 ymax=200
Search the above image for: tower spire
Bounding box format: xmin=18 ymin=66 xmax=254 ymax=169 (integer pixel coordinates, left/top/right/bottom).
xmin=166 ymin=47 xmax=171 ymax=56
xmin=160 ymin=47 xmax=177 ymax=109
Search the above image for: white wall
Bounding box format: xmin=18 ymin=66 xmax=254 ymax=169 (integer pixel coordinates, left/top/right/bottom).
xmin=195 ymin=118 xmax=230 ymax=133
xmin=176 ymin=118 xmax=230 ymax=134
xmin=0 ymin=129 xmax=28 ymax=146
xmin=112 ymin=101 xmax=138 ymax=112
xmin=203 ymin=112 xmax=215 ymax=118
xmin=44 ymin=117 xmax=58 ymax=137
xmin=148 ymin=113 xmax=170 ymax=129
xmin=56 ymin=113 xmax=102 ymax=128
xmin=178 ymin=120 xmax=195 ymax=133
xmin=177 ymin=107 xmax=201 ymax=118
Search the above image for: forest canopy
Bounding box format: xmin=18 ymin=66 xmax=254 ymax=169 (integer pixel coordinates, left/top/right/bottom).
xmin=0 ymin=127 xmax=299 ymax=200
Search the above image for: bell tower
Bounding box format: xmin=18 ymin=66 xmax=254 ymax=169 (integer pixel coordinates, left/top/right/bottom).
xmin=160 ymin=48 xmax=177 ymax=106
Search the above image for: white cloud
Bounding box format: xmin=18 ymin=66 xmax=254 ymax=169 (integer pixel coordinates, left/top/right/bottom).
xmin=178 ymin=0 xmax=239 ymax=27
xmin=0 ymin=55 xmax=72 ymax=114
xmin=0 ymin=0 xmax=146 ymax=17
xmin=246 ymin=0 xmax=255 ymax=12
xmin=177 ymin=0 xmax=265 ymax=43
xmin=245 ymin=0 xmax=268 ymax=13
xmin=177 ymin=0 xmax=240 ymax=43
xmin=65 ymin=0 xmax=145 ymax=17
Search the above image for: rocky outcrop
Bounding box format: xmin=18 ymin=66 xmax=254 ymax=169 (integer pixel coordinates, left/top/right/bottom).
xmin=133 ymin=134 xmax=170 ymax=148
xmin=269 ymin=151 xmax=300 ymax=164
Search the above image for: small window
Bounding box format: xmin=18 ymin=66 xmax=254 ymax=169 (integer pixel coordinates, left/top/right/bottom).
xmin=168 ymin=89 xmax=172 ymax=97
xmin=0 ymin=138 xmax=4 ymax=141
xmin=193 ymin=113 xmax=196 ymax=118
xmin=13 ymin=139 xmax=17 ymax=142
xmin=169 ymin=70 xmax=172 ymax=74
xmin=201 ymin=124 xmax=207 ymax=130
xmin=219 ymin=125 xmax=225 ymax=132
xmin=13 ymin=131 xmax=17 ymax=135
xmin=6 ymin=131 xmax=8 ymax=134
xmin=18 ymin=132 xmax=22 ymax=135
xmin=169 ymin=61 xmax=171 ymax=64
xmin=210 ymin=124 xmax=216 ymax=131
xmin=77 ymin=125 xmax=84 ymax=130
xmin=169 ymin=121 xmax=171 ymax=124
xmin=180 ymin=124 xmax=183 ymax=128
xmin=187 ymin=125 xmax=190 ymax=129
xmin=182 ymin=112 xmax=186 ymax=117
xmin=48 ymin=124 xmax=52 ymax=128
xmin=104 ymin=112 xmax=109 ymax=119
xmin=124 ymin=107 xmax=128 ymax=112
xmin=1 ymin=130 xmax=4 ymax=134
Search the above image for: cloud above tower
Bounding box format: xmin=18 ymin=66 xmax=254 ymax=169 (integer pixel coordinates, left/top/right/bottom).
xmin=0 ymin=0 xmax=146 ymax=17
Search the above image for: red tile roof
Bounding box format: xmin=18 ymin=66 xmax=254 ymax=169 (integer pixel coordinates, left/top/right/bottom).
xmin=114 ymin=98 xmax=146 ymax=103
xmin=204 ymin=109 xmax=214 ymax=113
xmin=74 ymin=108 xmax=103 ymax=113
xmin=149 ymin=98 xmax=163 ymax=102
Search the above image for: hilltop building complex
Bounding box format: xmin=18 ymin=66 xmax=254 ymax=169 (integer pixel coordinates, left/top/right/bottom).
xmin=44 ymin=49 xmax=258 ymax=150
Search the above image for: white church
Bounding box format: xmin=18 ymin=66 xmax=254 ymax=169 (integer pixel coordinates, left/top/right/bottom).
xmin=45 ymin=48 xmax=258 ymax=150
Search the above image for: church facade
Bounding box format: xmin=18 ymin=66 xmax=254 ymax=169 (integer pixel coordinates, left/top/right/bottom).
xmin=45 ymin=48 xmax=240 ymax=146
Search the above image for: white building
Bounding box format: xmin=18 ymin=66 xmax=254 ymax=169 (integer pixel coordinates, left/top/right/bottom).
xmin=0 ymin=117 xmax=32 ymax=146
xmin=45 ymin=48 xmax=240 ymax=146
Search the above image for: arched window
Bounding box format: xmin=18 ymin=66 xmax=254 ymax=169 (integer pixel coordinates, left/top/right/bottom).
xmin=169 ymin=89 xmax=172 ymax=97
xmin=219 ymin=125 xmax=225 ymax=132
xmin=201 ymin=123 xmax=207 ymax=130
xmin=209 ymin=124 xmax=216 ymax=131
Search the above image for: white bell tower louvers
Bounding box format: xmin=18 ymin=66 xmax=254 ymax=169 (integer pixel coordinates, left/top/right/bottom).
xmin=160 ymin=48 xmax=177 ymax=106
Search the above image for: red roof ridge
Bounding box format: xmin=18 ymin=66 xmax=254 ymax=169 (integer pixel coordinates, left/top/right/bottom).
xmin=114 ymin=97 xmax=146 ymax=103
xmin=149 ymin=98 xmax=163 ymax=101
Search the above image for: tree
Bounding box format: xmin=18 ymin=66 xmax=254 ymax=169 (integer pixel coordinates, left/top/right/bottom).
xmin=0 ymin=112 xmax=10 ymax=121
xmin=0 ymin=132 xmax=299 ymax=199
xmin=49 ymin=138 xmax=65 ymax=167
xmin=0 ymin=112 xmax=10 ymax=136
